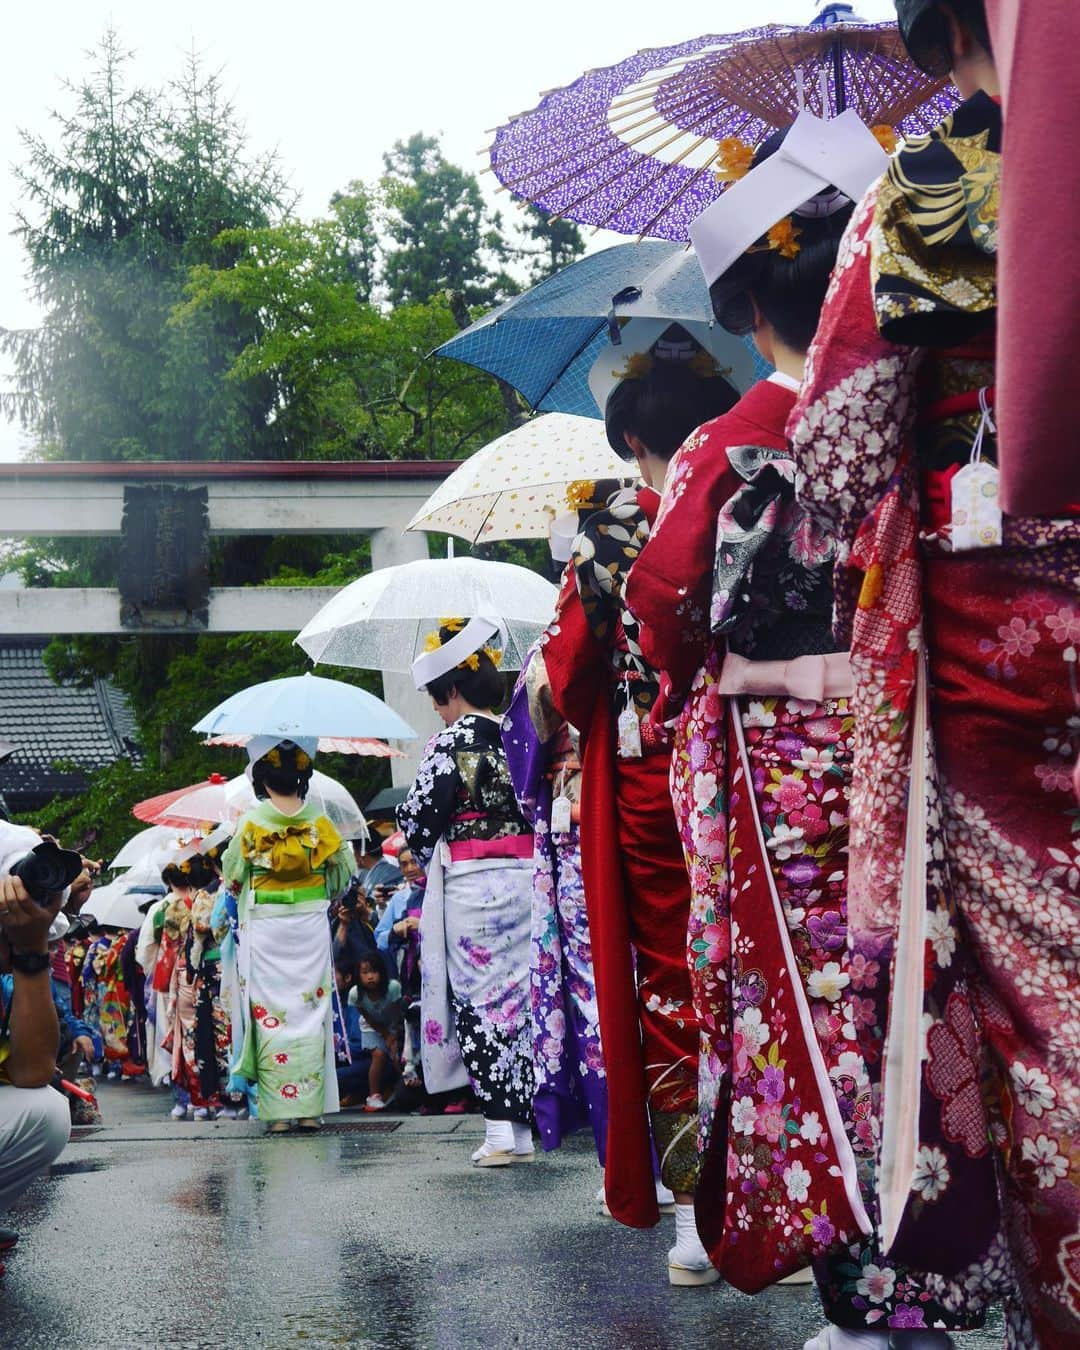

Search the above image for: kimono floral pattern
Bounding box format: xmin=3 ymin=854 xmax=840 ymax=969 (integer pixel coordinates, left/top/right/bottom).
xmin=443 ymin=864 xmax=535 ymax=1122
xmin=401 ymin=714 xmax=535 ymax=1123
xmin=530 ymin=818 xmax=606 ymax=1150
xmin=789 ymin=89 xmax=1080 ymax=1346
xmin=398 ymin=716 xmax=530 ymax=870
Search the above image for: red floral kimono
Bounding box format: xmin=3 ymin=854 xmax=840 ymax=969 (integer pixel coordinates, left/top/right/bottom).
xmin=627 ymin=382 xmax=980 ymax=1332
xmin=789 ymin=92 xmax=1080 ymax=1349
xmin=543 ymin=484 xmax=699 ymax=1229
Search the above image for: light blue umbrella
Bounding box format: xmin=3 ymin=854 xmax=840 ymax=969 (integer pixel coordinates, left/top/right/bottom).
xmin=192 ymin=673 xmax=416 ymax=742
xmin=433 ymin=240 xmax=768 ymax=417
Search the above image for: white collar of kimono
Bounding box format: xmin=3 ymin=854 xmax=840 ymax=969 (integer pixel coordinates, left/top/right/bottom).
xmin=768 ymin=370 xmax=801 ymax=393
xmin=410 ymin=616 xmax=505 ymax=691
xmin=690 ymin=109 xmax=887 ymax=288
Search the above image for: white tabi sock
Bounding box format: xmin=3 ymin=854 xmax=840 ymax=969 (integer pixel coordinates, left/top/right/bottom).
xmin=511 ymin=1121 xmax=534 ymax=1155
xmin=471 ymin=1118 xmax=514 ymax=1161
xmin=803 ymin=1329 xmax=891 ymax=1350
xmin=890 ymin=1333 xmax=956 ymax=1350
xmin=668 ymin=1202 xmax=711 ymax=1271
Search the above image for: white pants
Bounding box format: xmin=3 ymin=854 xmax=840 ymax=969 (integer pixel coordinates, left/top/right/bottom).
xmin=0 ymin=1086 xmax=71 ymax=1210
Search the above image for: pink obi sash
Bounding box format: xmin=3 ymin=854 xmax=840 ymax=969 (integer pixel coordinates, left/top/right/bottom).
xmin=447 ymin=835 xmax=533 ymax=863
xmin=717 ymin=651 xmax=854 ymax=702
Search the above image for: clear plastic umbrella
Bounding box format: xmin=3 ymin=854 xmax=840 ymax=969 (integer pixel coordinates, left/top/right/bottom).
xmin=84 ymin=871 xmax=166 ymax=929
xmin=133 ymin=772 xmax=367 ymax=841
xmin=192 ymin=673 xmax=417 ymax=742
xmin=295 ymin=556 xmax=559 ymax=673
xmin=406 ymin=414 xmax=634 ymax=545
xmin=111 ymin=826 xmax=193 ymax=873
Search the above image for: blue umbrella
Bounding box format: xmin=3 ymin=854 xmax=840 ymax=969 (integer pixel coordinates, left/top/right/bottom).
xmin=192 ymin=673 xmax=417 ymax=742
xmin=433 ymin=240 xmax=769 ymax=418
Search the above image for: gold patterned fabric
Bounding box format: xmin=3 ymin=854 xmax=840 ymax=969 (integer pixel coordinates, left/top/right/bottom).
xmin=871 ymin=90 xmax=1000 ymax=348
xmin=649 ymin=1108 xmax=701 ymax=1195
xmin=240 ymin=816 xmax=342 ymax=891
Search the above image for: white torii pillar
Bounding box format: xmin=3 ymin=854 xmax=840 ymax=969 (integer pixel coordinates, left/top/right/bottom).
xmin=369 ymin=527 xmax=441 ymax=788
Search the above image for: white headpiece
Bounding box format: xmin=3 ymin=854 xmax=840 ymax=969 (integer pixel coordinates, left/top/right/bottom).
xmin=689 ymin=110 xmax=888 ymax=288
xmin=548 ymin=512 xmax=580 ymax=565
xmin=245 ymin=734 xmax=319 ymax=766
xmin=587 ymin=317 xmax=733 ymax=414
xmin=410 ymin=617 xmax=506 ymax=691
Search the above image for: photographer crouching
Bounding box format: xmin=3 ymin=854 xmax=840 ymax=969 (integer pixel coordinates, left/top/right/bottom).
xmin=0 ymin=826 xmax=84 ymax=1268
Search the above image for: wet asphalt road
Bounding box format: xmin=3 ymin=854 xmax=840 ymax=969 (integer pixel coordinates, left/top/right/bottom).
xmin=3 ymin=1082 xmax=1005 ymax=1350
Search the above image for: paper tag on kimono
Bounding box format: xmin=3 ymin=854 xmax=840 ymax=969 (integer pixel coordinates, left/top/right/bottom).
xmin=950 ymin=460 xmax=1002 ymax=550
xmin=550 ymin=794 xmax=572 ymax=836
xmin=617 ymin=705 xmax=643 ymax=759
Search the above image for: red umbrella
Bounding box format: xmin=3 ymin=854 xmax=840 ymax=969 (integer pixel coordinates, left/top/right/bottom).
xmin=132 ymin=774 xmax=230 ymax=828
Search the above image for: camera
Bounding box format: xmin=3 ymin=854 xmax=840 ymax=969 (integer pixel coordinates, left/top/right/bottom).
xmin=9 ymin=841 xmax=85 ymax=905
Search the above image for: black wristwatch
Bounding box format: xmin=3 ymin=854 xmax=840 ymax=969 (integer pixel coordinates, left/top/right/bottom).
xmin=10 ymin=950 xmax=51 ymax=975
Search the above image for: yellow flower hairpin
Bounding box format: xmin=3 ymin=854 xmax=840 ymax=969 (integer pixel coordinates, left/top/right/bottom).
xmin=715 ymin=136 xmax=755 ymax=182
xmin=871 ymin=124 xmax=898 ymax=155
xmin=747 ymin=217 xmax=803 ymax=261
xmin=294 ymin=750 xmax=312 ymax=771
xmin=566 ymin=480 xmax=597 ymax=512
xmin=612 ymin=352 xmax=653 ymax=383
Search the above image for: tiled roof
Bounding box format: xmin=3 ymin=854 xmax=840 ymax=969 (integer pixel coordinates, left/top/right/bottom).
xmin=0 ymin=640 xmax=140 ymax=809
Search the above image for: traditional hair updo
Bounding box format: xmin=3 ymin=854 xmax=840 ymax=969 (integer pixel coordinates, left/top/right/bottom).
xmin=708 ymin=127 xmax=856 ymax=354
xmin=605 ymin=360 xmax=739 ymax=462
xmin=251 ymin=739 xmax=314 ymax=801
xmin=424 ymin=624 xmax=504 ymax=711
xmin=161 ymin=855 xmax=215 ymax=891
xmin=897 ymin=0 xmax=991 ymax=77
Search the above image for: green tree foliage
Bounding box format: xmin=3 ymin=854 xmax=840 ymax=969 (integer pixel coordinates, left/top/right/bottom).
xmin=177 ymin=225 xmax=508 ymax=461
xmin=1 ymin=31 xmax=290 ymax=462
xmin=380 ymin=133 xmax=516 ymax=308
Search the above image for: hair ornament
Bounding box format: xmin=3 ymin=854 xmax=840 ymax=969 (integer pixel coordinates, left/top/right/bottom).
xmin=715 ymin=137 xmax=755 ymax=182
xmin=265 ymin=747 xmax=282 ymax=768
xmin=748 ymin=216 xmax=803 ymax=260
xmin=566 ymin=479 xmax=598 ymax=511
xmin=871 ymin=124 xmax=899 ymax=155
xmin=613 ymin=351 xmax=653 ymax=383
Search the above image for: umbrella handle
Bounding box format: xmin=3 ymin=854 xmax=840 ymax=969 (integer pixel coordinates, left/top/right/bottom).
xmin=607 ymin=286 xmax=643 ymax=345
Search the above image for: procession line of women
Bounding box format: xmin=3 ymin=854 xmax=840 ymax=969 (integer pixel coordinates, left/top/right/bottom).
xmin=396 ymin=4 xmax=1078 ymax=1347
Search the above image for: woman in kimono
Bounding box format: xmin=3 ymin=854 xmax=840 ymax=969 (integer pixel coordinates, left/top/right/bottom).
xmin=160 ymin=858 xmax=211 ymax=1119
xmin=398 ymin=620 xmax=535 ymax=1168
xmin=626 ymin=119 xmax=981 ymax=1348
xmin=787 ymin=6 xmax=1079 ymax=1345
xmin=542 ymin=338 xmax=737 ymax=1284
xmin=222 ymin=738 xmax=353 ymax=1134
xmin=502 ymin=512 xmax=609 ymax=1171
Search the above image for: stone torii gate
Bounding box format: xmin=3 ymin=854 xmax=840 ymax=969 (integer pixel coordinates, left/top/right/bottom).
xmin=0 ymin=460 xmax=460 ymax=784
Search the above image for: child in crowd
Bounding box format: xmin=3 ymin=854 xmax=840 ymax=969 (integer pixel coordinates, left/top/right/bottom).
xmin=333 ymin=957 xmax=371 ymax=1108
xmin=351 ymin=954 xmax=403 ymax=1112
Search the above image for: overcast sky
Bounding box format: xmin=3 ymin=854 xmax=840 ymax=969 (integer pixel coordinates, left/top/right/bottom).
xmin=0 ymin=0 xmax=895 ymax=460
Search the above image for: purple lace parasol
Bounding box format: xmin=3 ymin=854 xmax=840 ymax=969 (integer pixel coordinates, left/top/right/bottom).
xmin=488 ymin=15 xmax=957 ymax=240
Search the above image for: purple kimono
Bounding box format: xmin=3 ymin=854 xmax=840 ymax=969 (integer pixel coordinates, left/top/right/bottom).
xmin=503 ymin=647 xmax=607 ymax=1158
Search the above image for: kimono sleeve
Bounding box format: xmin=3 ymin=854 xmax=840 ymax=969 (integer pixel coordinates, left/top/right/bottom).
xmin=323 ymin=842 xmax=355 ymax=903
xmin=787 ymin=183 xmax=922 ymax=642
xmin=221 ymin=828 xmax=250 ymax=899
xmin=626 ymin=423 xmax=740 ymax=702
xmin=396 ymin=728 xmax=462 ymax=870
xmin=541 ymin=563 xmax=608 ymax=741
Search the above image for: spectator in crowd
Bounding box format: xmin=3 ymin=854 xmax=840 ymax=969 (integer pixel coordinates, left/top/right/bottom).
xmin=351 ymin=953 xmax=403 ymax=1113
xmin=333 ymin=956 xmax=371 ymax=1108
xmin=0 ymin=827 xmax=75 ymax=1264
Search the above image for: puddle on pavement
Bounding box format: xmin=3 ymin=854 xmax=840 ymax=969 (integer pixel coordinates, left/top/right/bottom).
xmin=48 ymin=1160 xmax=107 ymax=1178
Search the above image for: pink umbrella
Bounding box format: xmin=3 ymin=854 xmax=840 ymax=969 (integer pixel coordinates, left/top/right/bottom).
xmin=203 ymin=733 xmax=403 ymax=758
